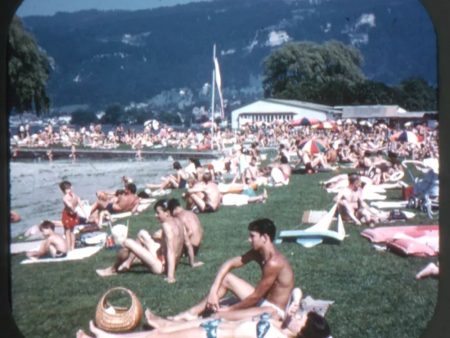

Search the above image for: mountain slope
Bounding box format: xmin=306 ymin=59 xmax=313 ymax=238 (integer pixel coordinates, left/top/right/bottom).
xmin=21 ymin=0 xmax=436 ymax=108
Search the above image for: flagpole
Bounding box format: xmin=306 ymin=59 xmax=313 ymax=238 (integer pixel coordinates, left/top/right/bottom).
xmin=211 ymin=44 xmax=216 ymax=147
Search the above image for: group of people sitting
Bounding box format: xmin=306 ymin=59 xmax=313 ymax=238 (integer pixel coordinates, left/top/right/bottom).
xmin=144 ymin=153 xmax=291 ymax=212
xmin=20 ymin=120 xmax=440 ymax=338
xmin=77 ymin=218 xmax=331 ymax=338
xmin=96 ymin=197 xmax=204 ymax=282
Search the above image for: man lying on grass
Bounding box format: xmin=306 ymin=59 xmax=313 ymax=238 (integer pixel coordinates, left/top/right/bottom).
xmin=169 ymin=218 xmax=295 ymax=320
xmin=96 ymin=199 xmax=200 ymax=283
xmin=89 ymin=182 xmax=140 ymax=226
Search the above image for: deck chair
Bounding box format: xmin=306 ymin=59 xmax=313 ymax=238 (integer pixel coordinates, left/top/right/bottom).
xmin=402 ymin=159 xmax=439 ymax=219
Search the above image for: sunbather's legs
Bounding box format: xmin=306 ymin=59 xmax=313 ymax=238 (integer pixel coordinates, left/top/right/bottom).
xmin=170 ymin=273 xmax=255 ymax=320
xmin=337 ymin=201 xmax=361 ymax=225
xmin=188 ymin=193 xmax=206 ymax=211
xmin=86 ymin=320 xmax=205 ymax=338
xmin=96 ymin=248 xmax=131 ymax=276
xmin=247 ymin=189 xmax=268 ymax=204
xmin=64 ymin=228 xmax=75 ymax=251
xmin=48 ymin=244 xmax=60 ymax=258
xmin=118 ymin=230 xmax=156 ymax=270
xmin=77 ymin=321 xmax=158 ymax=338
xmin=416 ymin=262 xmax=439 ymax=279
xmin=310 ymin=154 xmax=331 ymax=170
xmin=97 ymin=211 xmax=111 ymax=228
xmin=122 ymin=238 xmax=164 ymax=274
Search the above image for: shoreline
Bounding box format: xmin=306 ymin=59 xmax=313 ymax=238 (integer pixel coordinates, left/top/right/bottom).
xmin=10 ymin=147 xmax=221 ymax=161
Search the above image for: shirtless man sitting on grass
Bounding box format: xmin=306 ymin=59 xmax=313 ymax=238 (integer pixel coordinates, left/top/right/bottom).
xmin=26 ymin=220 xmax=68 ymax=259
xmin=184 ymin=172 xmax=221 ymax=213
xmin=96 ymin=199 xmax=198 ymax=283
xmin=335 ymin=172 xmax=388 ymax=226
xmin=167 ymin=198 xmax=204 ymax=267
xmin=166 ymin=218 xmax=295 ymax=321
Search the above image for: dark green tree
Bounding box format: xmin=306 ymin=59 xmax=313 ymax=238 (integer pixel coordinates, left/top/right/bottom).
xmin=262 ymin=40 xmax=365 ymax=100
xmin=8 ymin=16 xmax=51 ymax=115
xmin=352 ymin=80 xmax=400 ymax=105
xmin=158 ymin=112 xmax=181 ymax=125
xmin=101 ymin=104 xmax=125 ymax=124
xmin=71 ymin=109 xmax=98 ymax=125
xmin=126 ymin=108 xmax=155 ymax=125
xmin=396 ymin=77 xmax=437 ymax=111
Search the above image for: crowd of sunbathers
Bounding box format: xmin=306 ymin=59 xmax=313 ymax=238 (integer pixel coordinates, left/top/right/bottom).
xmin=17 ymin=118 xmax=439 ymax=338
xmin=10 ymin=118 xmax=437 ymax=163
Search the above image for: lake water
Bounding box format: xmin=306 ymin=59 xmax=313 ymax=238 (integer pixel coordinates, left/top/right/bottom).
xmin=9 ymin=158 xmax=175 ymax=238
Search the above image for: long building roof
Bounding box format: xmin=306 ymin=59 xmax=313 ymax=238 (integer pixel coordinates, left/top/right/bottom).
xmin=232 ymin=99 xmax=335 ymax=115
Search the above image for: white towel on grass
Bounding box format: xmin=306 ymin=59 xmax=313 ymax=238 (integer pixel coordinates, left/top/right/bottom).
xmin=21 ymin=245 xmax=103 ymax=264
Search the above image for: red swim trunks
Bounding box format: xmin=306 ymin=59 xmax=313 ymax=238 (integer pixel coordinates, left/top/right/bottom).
xmin=62 ymin=209 xmax=79 ymax=230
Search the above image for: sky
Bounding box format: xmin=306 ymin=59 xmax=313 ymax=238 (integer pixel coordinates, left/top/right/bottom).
xmin=16 ymin=0 xmax=212 ymax=17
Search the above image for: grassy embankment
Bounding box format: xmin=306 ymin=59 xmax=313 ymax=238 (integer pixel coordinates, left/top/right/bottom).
xmin=11 ymin=170 xmax=438 ymax=338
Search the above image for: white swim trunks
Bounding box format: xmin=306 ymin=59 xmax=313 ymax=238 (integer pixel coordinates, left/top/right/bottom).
xmin=258 ymin=299 xmax=285 ymax=319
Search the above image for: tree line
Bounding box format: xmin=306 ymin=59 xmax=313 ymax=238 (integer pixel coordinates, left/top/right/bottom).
xmin=262 ymin=40 xmax=437 ymax=111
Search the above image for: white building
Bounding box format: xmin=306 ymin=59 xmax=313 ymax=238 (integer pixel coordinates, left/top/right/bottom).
xmin=231 ymin=99 xmax=335 ymax=129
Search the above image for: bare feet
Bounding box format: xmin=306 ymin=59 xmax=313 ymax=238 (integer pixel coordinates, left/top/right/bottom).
xmin=144 ymin=308 xmax=170 ymax=329
xmin=416 ymin=262 xmax=439 ymax=279
xmin=164 ymin=277 xmax=176 ymax=284
xmin=95 ymin=267 xmax=117 ymax=277
xmin=263 ymin=189 xmax=268 ymax=202
xmin=192 ymin=261 xmax=204 ymax=268
xmin=76 ymin=329 xmax=93 ymax=338
xmin=167 ymin=311 xmax=199 ymax=321
xmin=117 ymin=262 xmax=130 ymax=273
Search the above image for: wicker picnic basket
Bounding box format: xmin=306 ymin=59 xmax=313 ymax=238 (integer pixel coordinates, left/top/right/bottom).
xmin=95 ymin=287 xmax=143 ymax=332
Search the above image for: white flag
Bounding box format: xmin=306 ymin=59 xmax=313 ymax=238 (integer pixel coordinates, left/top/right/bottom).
xmin=214 ymin=56 xmax=225 ymax=119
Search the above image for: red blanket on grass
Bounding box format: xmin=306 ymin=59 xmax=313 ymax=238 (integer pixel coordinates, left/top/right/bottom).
xmin=361 ymin=225 xmax=439 ymax=257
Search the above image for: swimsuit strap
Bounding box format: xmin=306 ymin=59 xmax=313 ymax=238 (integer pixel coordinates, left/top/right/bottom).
xmin=256 ymin=312 xmax=271 ymax=338
xmin=200 ymin=318 xmax=221 ymax=338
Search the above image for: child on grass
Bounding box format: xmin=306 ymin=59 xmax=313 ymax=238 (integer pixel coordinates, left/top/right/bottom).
xmin=59 ymin=180 xmax=84 ymax=251
xmin=26 ymin=220 xmax=67 ymax=259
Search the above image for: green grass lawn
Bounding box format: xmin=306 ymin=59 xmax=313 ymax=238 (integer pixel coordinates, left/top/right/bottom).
xmin=11 ymin=171 xmax=438 ymax=338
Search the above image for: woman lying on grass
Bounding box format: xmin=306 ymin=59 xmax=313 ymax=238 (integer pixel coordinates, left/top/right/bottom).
xmin=77 ymin=288 xmax=331 ymax=338
xmin=77 ymin=311 xmax=329 ymax=338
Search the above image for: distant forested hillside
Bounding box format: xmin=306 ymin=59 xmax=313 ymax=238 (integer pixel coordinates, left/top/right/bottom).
xmin=20 ymin=0 xmax=436 ymax=109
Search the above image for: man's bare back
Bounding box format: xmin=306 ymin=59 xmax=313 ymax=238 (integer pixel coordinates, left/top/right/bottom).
xmin=162 ymin=216 xmax=186 ymax=265
xmin=175 ymin=209 xmax=203 ymax=247
xmin=203 ymin=181 xmax=221 ymax=210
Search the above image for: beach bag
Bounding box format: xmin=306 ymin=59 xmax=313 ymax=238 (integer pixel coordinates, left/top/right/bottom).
xmin=95 ymin=287 xmax=143 ymax=332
